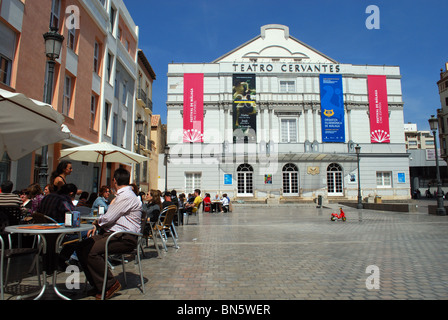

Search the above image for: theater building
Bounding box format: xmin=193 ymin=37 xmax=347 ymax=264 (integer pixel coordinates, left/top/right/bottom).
xmin=165 ymin=24 xmax=410 ymax=203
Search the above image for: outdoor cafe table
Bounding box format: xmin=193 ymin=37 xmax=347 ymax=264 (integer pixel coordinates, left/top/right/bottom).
xmin=5 ymin=223 xmax=94 ymax=300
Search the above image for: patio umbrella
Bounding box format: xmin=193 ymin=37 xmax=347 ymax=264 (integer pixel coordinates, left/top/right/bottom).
xmin=59 ymin=141 xmax=147 ymax=184
xmin=0 ymin=88 xmax=70 ymax=161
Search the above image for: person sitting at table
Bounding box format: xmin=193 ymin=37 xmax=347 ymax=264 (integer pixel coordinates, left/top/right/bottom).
xmin=38 ymin=183 xmax=77 ymax=222
xmin=177 ymin=193 xmax=186 ymax=224
xmin=142 ymin=189 xmax=162 ymax=223
xmin=76 ymin=167 xmax=142 ymax=300
xmin=0 ymin=180 xmax=22 ymax=207
xmin=221 ymin=193 xmax=230 ymax=213
xmin=202 ymin=193 xmax=211 ymax=212
xmin=185 ymin=189 xmax=202 ymax=214
xmin=90 ymin=186 xmax=110 ymax=215
xmin=28 ymin=183 xmax=44 ymax=214
xmin=162 ymin=190 xmax=173 ymax=209
xmin=76 ymin=191 xmax=90 ymax=207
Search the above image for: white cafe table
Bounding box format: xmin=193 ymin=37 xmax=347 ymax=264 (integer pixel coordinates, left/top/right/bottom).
xmin=5 ymin=223 xmax=94 ymax=300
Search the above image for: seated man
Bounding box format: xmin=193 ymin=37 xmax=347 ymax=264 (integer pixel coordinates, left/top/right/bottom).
xmin=76 ymin=168 xmax=142 ymax=300
xmin=38 ymin=183 xmax=77 ymax=223
xmin=0 ymin=181 xmax=22 ymax=208
xmin=185 ymin=189 xmax=202 ymax=214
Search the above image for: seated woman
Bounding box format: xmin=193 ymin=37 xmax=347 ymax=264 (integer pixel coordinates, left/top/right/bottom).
xmin=202 ymin=193 xmax=211 ymax=212
xmin=221 ymin=193 xmax=230 ymax=213
xmin=90 ymin=186 xmax=110 ymax=215
xmin=143 ymin=189 xmax=162 ymax=223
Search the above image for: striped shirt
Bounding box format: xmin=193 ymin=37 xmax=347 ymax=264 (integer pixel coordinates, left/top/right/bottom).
xmin=98 ymin=186 xmax=142 ymax=233
xmin=0 ymin=193 xmax=22 ymax=207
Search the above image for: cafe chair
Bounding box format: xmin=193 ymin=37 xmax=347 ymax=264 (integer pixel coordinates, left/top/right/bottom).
xmin=185 ymin=202 xmax=201 ymax=225
xmin=0 ymin=208 xmax=42 ymax=300
xmin=154 ymin=205 xmax=179 ymax=252
xmin=99 ymin=211 xmax=146 ymax=300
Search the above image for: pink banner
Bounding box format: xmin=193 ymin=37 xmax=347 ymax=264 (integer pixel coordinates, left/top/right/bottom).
xmin=183 ymin=74 xmax=204 ymax=143
xmin=368 ymin=75 xmax=390 ymax=143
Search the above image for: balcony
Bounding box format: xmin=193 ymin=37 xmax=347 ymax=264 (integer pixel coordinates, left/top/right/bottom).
xmin=136 ymin=89 xmax=153 ymax=114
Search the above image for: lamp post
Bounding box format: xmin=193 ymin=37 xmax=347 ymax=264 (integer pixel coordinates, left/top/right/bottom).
xmin=428 ymin=115 xmax=446 ymax=216
xmin=164 ymin=145 xmax=170 ymax=191
xmin=134 ymin=118 xmax=144 ymax=187
xmin=40 ymin=27 xmax=64 ymax=189
xmin=355 ymin=144 xmax=363 ymax=210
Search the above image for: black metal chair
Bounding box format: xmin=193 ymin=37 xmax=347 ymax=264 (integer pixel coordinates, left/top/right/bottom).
xmin=0 ymin=206 xmax=41 ymax=300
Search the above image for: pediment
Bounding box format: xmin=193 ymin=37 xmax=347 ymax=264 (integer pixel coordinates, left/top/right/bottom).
xmin=214 ymin=24 xmax=337 ymax=64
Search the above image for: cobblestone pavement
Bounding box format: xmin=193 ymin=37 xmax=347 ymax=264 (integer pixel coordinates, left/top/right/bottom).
xmin=4 ymin=202 xmax=448 ymax=300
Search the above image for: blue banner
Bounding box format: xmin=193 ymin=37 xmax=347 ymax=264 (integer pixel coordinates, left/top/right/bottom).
xmin=320 ymin=74 xmax=345 ymax=142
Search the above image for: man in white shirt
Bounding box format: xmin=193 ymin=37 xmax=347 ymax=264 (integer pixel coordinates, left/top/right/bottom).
xmin=76 ymin=167 xmax=142 ymax=300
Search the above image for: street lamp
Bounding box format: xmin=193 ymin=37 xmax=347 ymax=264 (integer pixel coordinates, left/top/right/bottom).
xmin=164 ymin=145 xmax=170 ymax=191
xmin=428 ymin=115 xmax=446 ymax=216
xmin=134 ymin=118 xmax=144 ymax=186
xmin=39 ymin=27 xmax=64 ymax=189
xmin=355 ymin=144 xmax=363 ymax=210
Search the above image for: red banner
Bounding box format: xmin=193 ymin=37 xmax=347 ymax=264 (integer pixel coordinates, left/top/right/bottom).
xmin=183 ymin=74 xmax=204 ymax=143
xmin=368 ymin=75 xmax=390 ymax=143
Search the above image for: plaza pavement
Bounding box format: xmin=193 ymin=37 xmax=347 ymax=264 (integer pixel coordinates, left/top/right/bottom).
xmin=3 ymin=200 xmax=448 ymax=301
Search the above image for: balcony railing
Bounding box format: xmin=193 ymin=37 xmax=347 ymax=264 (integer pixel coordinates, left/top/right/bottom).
xmin=137 ymin=89 xmax=153 ymax=113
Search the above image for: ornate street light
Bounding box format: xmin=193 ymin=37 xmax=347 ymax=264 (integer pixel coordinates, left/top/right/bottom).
xmin=355 ymin=144 xmax=363 ymax=210
xmin=428 ymin=115 xmax=446 ymax=216
xmin=134 ymin=118 xmax=144 ymax=186
xmin=40 ymin=27 xmax=64 ymax=189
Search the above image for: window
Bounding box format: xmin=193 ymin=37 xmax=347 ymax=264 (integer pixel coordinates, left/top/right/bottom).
xmin=376 ymin=172 xmax=392 ymax=187
xmin=67 ymin=27 xmax=76 ymax=51
xmin=121 ymin=119 xmax=127 ymax=148
xmin=281 ymin=119 xmax=297 ymax=143
xmin=98 ymin=0 xmax=106 ymax=6
xmin=112 ymin=113 xmax=118 ymax=145
xmin=327 ymin=163 xmax=343 ymax=196
xmin=0 ymin=55 xmax=11 ymax=85
xmin=283 ymin=163 xmax=299 ymax=195
xmin=280 ymin=80 xmax=295 ymax=93
xmin=237 ymin=164 xmax=254 ymax=195
xmin=122 ymin=82 xmax=127 ymax=106
xmin=185 ymin=173 xmax=202 ymax=194
xmin=104 ymin=102 xmax=111 ymax=133
xmin=50 ymin=0 xmax=61 ymax=29
xmin=106 ymin=53 xmax=112 ymax=82
xmin=110 ymin=7 xmax=116 ymax=33
xmin=93 ymin=41 xmax=100 ymax=73
xmin=62 ymin=75 xmax=72 ymax=116
xmin=90 ymin=95 xmax=97 ymax=130
xmin=0 ymin=21 xmax=16 ymax=86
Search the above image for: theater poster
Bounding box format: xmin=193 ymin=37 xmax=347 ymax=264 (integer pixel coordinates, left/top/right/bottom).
xmin=319 ymin=74 xmax=345 ymax=142
xmin=183 ymin=73 xmax=204 ymax=143
xmin=368 ymin=75 xmax=390 ymax=143
xmin=233 ymin=74 xmax=257 ymax=142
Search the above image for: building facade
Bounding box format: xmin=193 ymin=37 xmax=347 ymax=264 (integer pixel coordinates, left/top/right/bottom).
xmin=437 ymin=62 xmax=448 ymax=163
xmin=0 ymin=0 xmax=151 ymax=192
xmin=135 ymin=49 xmax=156 ymax=192
xmin=166 ymin=24 xmax=411 ymax=202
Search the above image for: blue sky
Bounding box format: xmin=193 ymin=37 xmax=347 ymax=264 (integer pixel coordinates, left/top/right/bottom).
xmin=125 ymin=0 xmax=447 ymax=132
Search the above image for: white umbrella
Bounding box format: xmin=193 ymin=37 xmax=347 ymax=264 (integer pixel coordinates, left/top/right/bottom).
xmin=0 ymin=88 xmax=70 ymax=160
xmin=59 ymin=141 xmax=147 ymax=184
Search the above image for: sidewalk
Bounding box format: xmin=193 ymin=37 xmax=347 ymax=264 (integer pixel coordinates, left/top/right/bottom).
xmin=3 ymin=203 xmax=448 ymax=300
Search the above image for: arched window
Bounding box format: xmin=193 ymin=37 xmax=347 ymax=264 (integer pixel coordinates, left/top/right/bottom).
xmin=237 ymin=164 xmax=253 ymax=195
xmin=327 ymin=163 xmax=343 ymax=196
xmin=283 ymin=163 xmax=299 ymax=196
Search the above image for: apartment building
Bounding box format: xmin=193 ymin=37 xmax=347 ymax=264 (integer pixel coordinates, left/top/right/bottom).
xmin=135 ymin=49 xmax=156 ymax=192
xmin=437 ymin=62 xmax=448 ymax=162
xmin=0 ymin=0 xmax=146 ymax=192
